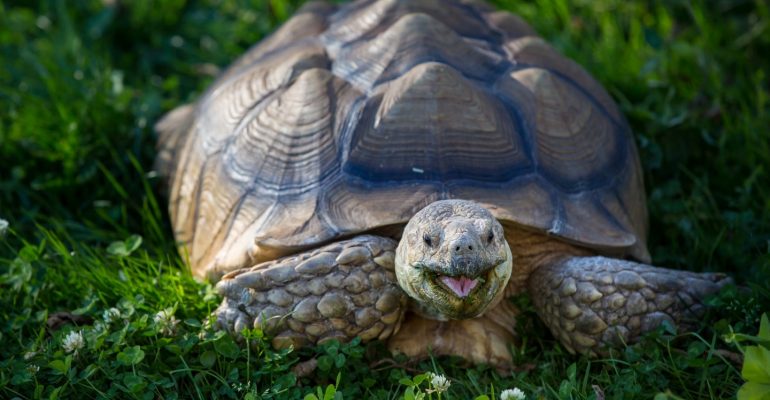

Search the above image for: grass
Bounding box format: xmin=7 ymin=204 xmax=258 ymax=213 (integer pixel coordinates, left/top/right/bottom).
xmin=1 ymin=0 xmax=769 ymax=398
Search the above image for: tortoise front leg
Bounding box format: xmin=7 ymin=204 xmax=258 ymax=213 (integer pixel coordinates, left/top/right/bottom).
xmin=527 ymin=256 xmax=731 ymax=355
xmin=215 ymin=235 xmax=407 ymax=348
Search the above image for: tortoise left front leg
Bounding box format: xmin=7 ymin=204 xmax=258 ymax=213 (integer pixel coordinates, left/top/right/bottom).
xmin=527 ymin=256 xmax=731 ymax=355
xmin=215 ymin=235 xmax=408 ymax=349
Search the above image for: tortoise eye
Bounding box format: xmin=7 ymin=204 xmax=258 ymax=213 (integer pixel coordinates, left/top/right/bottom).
xmin=423 ymin=234 xmax=433 ymax=247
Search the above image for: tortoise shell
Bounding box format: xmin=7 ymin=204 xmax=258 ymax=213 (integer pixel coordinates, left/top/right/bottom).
xmin=156 ymin=0 xmax=649 ymax=280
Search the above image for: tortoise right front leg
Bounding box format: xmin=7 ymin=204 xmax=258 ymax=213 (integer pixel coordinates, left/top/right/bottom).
xmin=215 ymin=235 xmax=407 ymax=349
xmin=527 ymin=256 xmax=731 ymax=356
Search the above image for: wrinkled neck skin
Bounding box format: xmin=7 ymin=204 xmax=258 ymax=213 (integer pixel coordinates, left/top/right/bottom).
xmin=395 ymin=200 xmax=513 ymax=320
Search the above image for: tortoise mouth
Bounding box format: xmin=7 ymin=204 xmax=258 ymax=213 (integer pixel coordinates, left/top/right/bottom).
xmin=396 ymin=260 xmax=512 ymax=321
xmin=423 ymin=264 xmax=498 ymax=300
xmin=435 ymin=274 xmax=482 ymax=298
xmin=415 ymin=264 xmax=503 ymax=319
xmin=432 ymin=274 xmax=486 ymax=299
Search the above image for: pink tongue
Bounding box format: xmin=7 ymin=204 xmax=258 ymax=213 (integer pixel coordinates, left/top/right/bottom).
xmin=440 ymin=276 xmax=479 ymax=298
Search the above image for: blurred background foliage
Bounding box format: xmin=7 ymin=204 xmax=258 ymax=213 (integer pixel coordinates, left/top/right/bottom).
xmin=1 ymin=0 xmax=769 ymax=398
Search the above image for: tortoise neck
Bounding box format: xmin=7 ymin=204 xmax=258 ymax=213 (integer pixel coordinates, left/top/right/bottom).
xmin=501 ymin=223 xmax=592 ymax=297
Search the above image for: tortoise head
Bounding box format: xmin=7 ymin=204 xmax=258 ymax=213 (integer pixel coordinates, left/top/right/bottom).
xmin=395 ymin=199 xmax=512 ymax=320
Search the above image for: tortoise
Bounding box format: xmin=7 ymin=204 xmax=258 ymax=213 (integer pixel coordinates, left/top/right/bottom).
xmin=155 ymin=0 xmax=730 ymax=366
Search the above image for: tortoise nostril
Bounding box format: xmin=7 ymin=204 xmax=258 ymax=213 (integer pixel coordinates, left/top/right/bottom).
xmin=453 ymin=243 xmax=475 ymax=254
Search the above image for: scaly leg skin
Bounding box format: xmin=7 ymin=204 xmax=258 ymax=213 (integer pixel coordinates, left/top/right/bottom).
xmin=528 ymin=256 xmax=731 ymax=356
xmin=215 ymin=235 xmax=407 ymax=349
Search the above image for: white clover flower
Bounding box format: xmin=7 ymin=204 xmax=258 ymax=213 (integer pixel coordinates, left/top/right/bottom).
xmin=501 ymin=388 xmax=526 ymax=400
xmin=62 ymin=330 xmax=84 ymax=354
xmin=23 ymin=351 xmax=37 ymax=360
xmin=201 ymin=315 xmax=214 ymax=330
xmin=26 ymin=364 xmax=40 ymax=375
xmin=0 ymin=218 xmax=8 ymax=236
xmin=231 ymin=382 xmax=248 ymax=393
xmin=102 ymin=307 xmax=121 ymax=324
xmin=429 ymin=372 xmax=451 ymax=393
xmin=93 ymin=320 xmax=107 ymax=332
xmin=154 ymin=308 xmax=180 ymax=336
xmin=198 ymin=316 xmax=215 ymax=340
xmin=118 ymin=269 xmax=128 ymax=282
